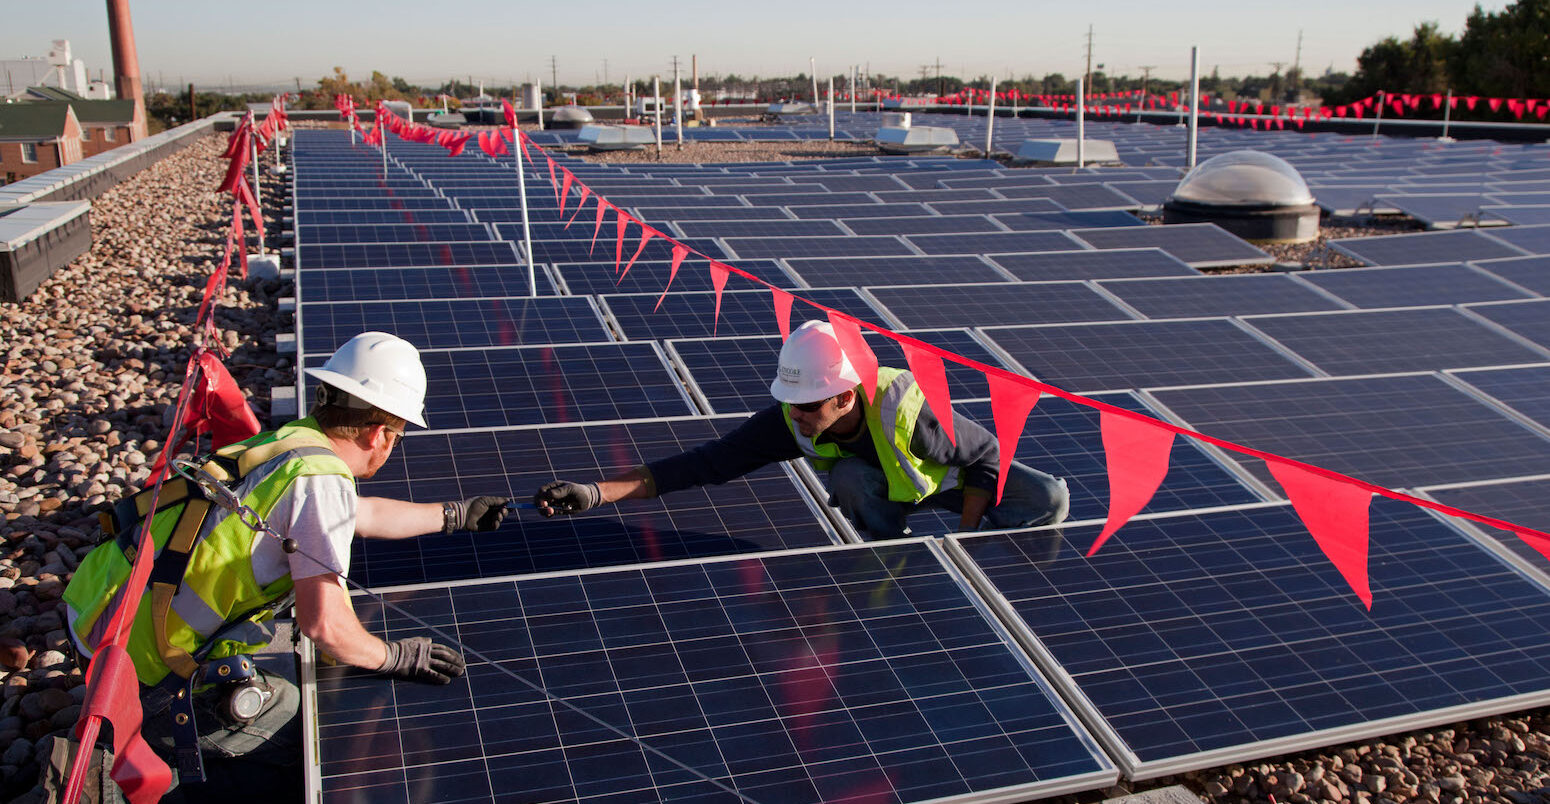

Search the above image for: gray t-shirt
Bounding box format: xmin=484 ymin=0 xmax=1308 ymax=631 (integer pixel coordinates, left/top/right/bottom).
xmin=252 ymin=473 xmax=358 ymax=587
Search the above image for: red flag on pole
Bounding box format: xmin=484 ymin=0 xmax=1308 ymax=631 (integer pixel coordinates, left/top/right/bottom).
xmin=826 ymin=312 xmax=878 ymax=404
xmin=1088 ymin=412 xmax=1175 ymax=556
xmin=1268 ymin=460 xmax=1375 ymax=609
xmin=986 ymin=374 xmax=1041 ymax=505
xmin=900 ymin=341 xmax=955 ymax=445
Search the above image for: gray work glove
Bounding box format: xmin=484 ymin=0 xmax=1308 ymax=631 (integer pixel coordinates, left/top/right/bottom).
xmin=442 ymin=496 xmax=511 ymax=533
xmin=377 ymin=636 xmax=466 ymax=685
xmin=534 ymin=481 xmax=601 ymax=517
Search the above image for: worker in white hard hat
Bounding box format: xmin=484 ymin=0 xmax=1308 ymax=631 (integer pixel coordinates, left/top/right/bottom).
xmin=534 ymin=320 xmax=1068 ymax=539
xmin=61 ymin=331 xmax=513 ymax=802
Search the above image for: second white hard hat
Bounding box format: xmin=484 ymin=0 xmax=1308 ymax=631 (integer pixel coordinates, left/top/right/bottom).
xmin=769 ymin=320 xmax=862 ymax=404
xmin=304 ymin=331 xmax=429 ymax=428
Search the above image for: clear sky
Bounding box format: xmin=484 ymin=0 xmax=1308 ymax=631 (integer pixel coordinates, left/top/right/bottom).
xmin=1 ymin=0 xmax=1510 ymax=91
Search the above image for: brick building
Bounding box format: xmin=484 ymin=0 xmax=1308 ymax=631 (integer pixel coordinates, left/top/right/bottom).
xmin=22 ymin=87 xmax=141 ymax=158
xmin=0 ymin=103 xmax=83 ymax=184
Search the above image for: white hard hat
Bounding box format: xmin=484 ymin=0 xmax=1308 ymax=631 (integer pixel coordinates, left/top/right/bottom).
xmin=769 ymin=320 xmax=862 ymax=404
xmin=304 ymin=332 xmax=429 ymax=428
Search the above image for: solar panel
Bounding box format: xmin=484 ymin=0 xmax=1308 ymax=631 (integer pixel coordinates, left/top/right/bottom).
xmin=1483 ymin=223 xmax=1550 ymax=255
xmin=298 ymin=265 xmax=548 ymax=302
xmin=1098 ymin=274 xmax=1345 ymax=319
xmin=601 ymin=287 xmax=890 ymax=341
xmin=705 ymin=182 xmax=826 ymax=195
xmin=513 ymin=235 xmax=729 ymax=265
xmin=904 ymin=231 xmax=1081 ymax=256
xmin=787 ymin=203 xmax=934 ymax=219
xmin=553 ymin=258 xmax=797 ymax=296
xmin=346 ymin=417 xmax=844 ymax=586
xmin=1422 ymin=477 xmax=1550 ymax=579
xmin=1070 ymin=224 xmax=1273 ymax=268
xmin=841 ymin=215 xmax=1005 ymax=235
xmin=630 ymin=206 xmax=792 ymax=221
xmin=950 ymin=499 xmax=1550 ymax=778
xmin=1101 ymin=181 xmax=1180 ymax=210
xmin=1449 ymin=365 xmax=1550 ymax=432
xmin=1470 ymin=255 xmax=1550 ymax=295
xmin=290 ymin=196 xmax=455 ymax=211
xmin=666 ymin=329 xmax=1009 ymax=414
xmin=296 ymin=223 xmax=493 ymax=245
xmin=1308 ymin=185 xmax=1402 ymax=216
xmin=867 ymin=282 xmax=1131 ymax=328
xmin=674 ymin=220 xmax=848 ymax=239
xmin=1293 ymin=263 xmax=1532 ymax=308
xmin=295 ymin=241 xmax=520 ymax=270
xmin=983 ymin=319 xmax=1313 ymax=392
xmin=1465 ymin=300 xmax=1550 ymax=349
xmin=313 ymin=539 xmax=1117 ymax=802
xmin=291 ymin=187 xmax=441 ymax=198
xmin=1481 ymin=205 xmax=1550 ymax=226
xmin=1327 ymin=229 xmax=1528 ymax=266
xmin=297 ymin=297 xmax=612 ymax=356
xmin=987 ymin=249 xmax=1199 ymax=281
xmin=874 ymin=189 xmax=1001 ymax=203
xmin=291 ymin=209 xmax=473 ymax=226
xmin=1147 ymin=374 xmax=1550 ymax=488
xmin=991 ymin=211 xmax=1145 ymax=231
xmin=742 ymin=192 xmax=888 ymax=207
xmin=926 ymin=199 xmax=1066 ymax=216
xmin=721 ymin=235 xmax=916 ymax=260
xmin=1376 ymin=194 xmax=1499 ymax=229
xmin=989 ymin=184 xmax=1141 ymax=211
xmin=1243 ymin=307 xmax=1549 ymax=375
xmin=783 ymin=255 xmax=1009 ymax=287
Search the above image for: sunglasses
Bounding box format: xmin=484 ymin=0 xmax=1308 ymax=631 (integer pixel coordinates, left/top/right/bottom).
xmin=791 ymin=397 xmax=830 ymax=413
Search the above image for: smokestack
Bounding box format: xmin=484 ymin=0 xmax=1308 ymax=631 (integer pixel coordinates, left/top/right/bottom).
xmin=105 ymin=0 xmax=147 ymax=139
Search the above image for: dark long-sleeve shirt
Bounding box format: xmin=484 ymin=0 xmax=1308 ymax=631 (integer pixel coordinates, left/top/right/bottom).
xmin=646 ymin=399 xmax=1002 ymax=497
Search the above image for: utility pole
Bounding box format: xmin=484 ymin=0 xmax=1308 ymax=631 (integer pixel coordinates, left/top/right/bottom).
xmin=1083 ymin=25 xmax=1094 ymax=105
xmin=933 ymin=56 xmax=943 ymax=98
xmin=1293 ymin=29 xmax=1303 ymax=75
xmin=550 ymin=56 xmax=558 ymax=94
xmin=1140 ymin=66 xmax=1154 ymax=100
xmin=603 ymin=58 xmax=609 ymax=86
xmin=294 ymin=77 xmax=302 ymax=93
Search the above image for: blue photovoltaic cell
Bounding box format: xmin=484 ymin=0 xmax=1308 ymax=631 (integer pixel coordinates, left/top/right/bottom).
xmin=674 ymin=219 xmax=848 ymax=239
xmin=292 ymin=209 xmax=472 ymax=226
xmin=517 ymin=235 xmax=729 ymax=265
xmin=667 ymin=329 xmax=1007 ymax=414
xmin=983 ymin=319 xmax=1313 ymax=392
xmin=290 ymin=197 xmax=455 ymax=211
xmin=953 ymin=499 xmax=1550 ymax=774
xmin=296 ymin=241 xmax=519 ymax=270
xmin=743 ymin=192 xmax=886 ymax=207
xmin=704 ymin=182 xmax=827 ymax=195
xmin=840 ymin=215 xmax=1004 ymax=235
xmin=926 ymin=199 xmax=1066 ymax=217
xmin=1450 ymin=365 xmax=1550 ymax=430
xmin=784 ymin=255 xmax=1008 ymax=287
xmin=868 ymin=283 xmax=1131 ymax=328
xmin=602 ymin=288 xmax=886 ymax=340
xmin=1328 ymin=229 xmax=1526 ymax=266
xmin=987 ymin=249 xmax=1199 ymax=281
xmin=1485 ymin=224 xmax=1550 ymax=255
xmin=787 ymin=203 xmax=934 ymax=219
xmin=1243 ymin=308 xmax=1548 ymax=375
xmin=1425 ymin=478 xmax=1550 ymax=577
xmin=1099 ymin=275 xmax=1345 ymax=319
xmin=1472 ymin=255 xmax=1550 ymax=295
xmin=291 ymin=187 xmax=440 ymax=198
xmin=1070 ymin=224 xmax=1273 ymax=268
xmin=1483 ymin=206 xmax=1550 ymax=226
xmin=630 ymin=206 xmax=793 ymax=221
xmin=874 ymin=189 xmax=1003 ymax=203
xmin=989 ymin=184 xmax=1141 ymax=211
xmin=298 ymin=297 xmax=611 ymax=356
xmin=991 ymin=211 xmax=1145 ymax=231
xmin=298 ymin=265 xmax=548 ymax=302
xmin=1148 ymin=374 xmax=1550 ymax=488
xmin=304 ymin=343 xmax=695 ymax=432
xmin=894 ymin=394 xmax=1263 ymax=537
xmin=1466 ymin=300 xmax=1550 ymax=349
xmin=905 ymin=231 xmax=1081 ymax=256
xmin=1295 ymin=263 xmax=1531 ymax=308
xmin=296 ymin=223 xmax=492 ymax=245
xmin=315 ymin=540 xmax=1114 ymax=803
xmin=347 ymin=418 xmax=842 ymax=586
xmin=721 ymin=235 xmax=916 ymax=259
xmin=554 ymin=259 xmax=796 ymax=295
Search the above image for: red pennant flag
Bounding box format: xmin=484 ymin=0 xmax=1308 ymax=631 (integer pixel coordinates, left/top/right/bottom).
xmin=1514 ymin=529 xmax=1550 ymax=565
xmin=1538 ymin=106 xmax=1549 ymax=121
xmin=709 ymin=261 xmax=730 ymax=335
xmin=72 ymin=646 xmax=173 ymax=804
xmin=1269 ymin=461 xmax=1374 ymax=609
xmin=1509 ymin=99 xmax=1525 ymax=119
xmin=614 ymin=208 xmax=629 ymax=273
xmin=476 ymin=131 xmax=494 ymax=156
xmin=234 ymin=179 xmax=263 ymax=243
xmin=1489 ymin=97 xmax=1503 ymax=112
xmin=654 ymin=244 xmax=690 ymax=312
xmin=1466 ymin=96 xmax=1479 ymax=110
xmin=547 ymin=156 xmax=560 ymax=204
xmin=986 ymin=373 xmax=1041 ymax=504
xmin=502 ymin=98 xmax=517 ymax=128
xmin=558 ymin=169 xmax=575 ymax=215
xmin=771 ymin=288 xmax=795 ymax=340
xmin=589 ymin=197 xmax=608 ymax=256
xmin=446 ymin=134 xmax=470 ymax=157
xmin=566 ymin=186 xmax=592 ymax=228
xmin=901 ymin=341 xmax=954 ymax=445
xmin=826 ymin=312 xmax=878 ymax=404
xmin=619 ymin=227 xmax=656 ymax=281
xmin=1431 ymin=94 xmax=1444 ymax=109
xmin=1088 ymin=412 xmax=1175 ymax=556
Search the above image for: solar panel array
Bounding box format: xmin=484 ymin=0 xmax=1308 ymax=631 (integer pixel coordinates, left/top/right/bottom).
xmin=288 ymin=113 xmax=1550 ymax=803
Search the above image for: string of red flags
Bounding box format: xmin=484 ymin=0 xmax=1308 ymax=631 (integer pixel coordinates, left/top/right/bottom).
xmin=828 ymin=311 xmax=879 ymax=404
xmin=512 ymin=128 xmax=1550 ymax=610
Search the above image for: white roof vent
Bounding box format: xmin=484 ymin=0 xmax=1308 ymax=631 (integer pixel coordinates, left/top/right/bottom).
xmin=1170 ymin=150 xmax=1315 ymax=207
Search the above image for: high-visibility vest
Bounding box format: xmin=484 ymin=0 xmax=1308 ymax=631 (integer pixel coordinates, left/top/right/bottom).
xmin=63 ymin=418 xmax=353 ymax=686
xmin=782 ymin=367 xmax=960 ymax=503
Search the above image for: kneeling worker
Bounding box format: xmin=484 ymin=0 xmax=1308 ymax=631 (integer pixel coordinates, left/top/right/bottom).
xmin=62 ymin=332 xmax=512 ymax=801
xmin=535 ymin=320 xmax=1069 ymax=538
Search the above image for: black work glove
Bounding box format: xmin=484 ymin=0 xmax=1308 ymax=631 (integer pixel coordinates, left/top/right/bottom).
xmin=376 ymin=636 xmax=466 ymax=685
xmin=442 ymin=496 xmax=511 ymax=533
xmin=534 ymin=481 xmax=601 ymax=517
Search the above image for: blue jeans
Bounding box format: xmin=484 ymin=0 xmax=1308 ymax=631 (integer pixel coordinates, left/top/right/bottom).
xmin=826 ymin=458 xmax=1069 ymax=540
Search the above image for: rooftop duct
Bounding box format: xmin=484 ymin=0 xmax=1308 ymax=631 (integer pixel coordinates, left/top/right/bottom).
xmin=1162 ymin=150 xmax=1320 ymax=243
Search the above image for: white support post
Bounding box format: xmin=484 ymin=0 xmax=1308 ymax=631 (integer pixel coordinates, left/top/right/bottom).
xmin=535 ymin=78 xmax=544 ymax=131
xmin=1441 ymin=89 xmax=1454 ymax=141
xmin=1075 ymin=78 xmax=1085 ymax=169
xmin=625 ymin=73 xmax=632 ymax=120
xmin=1372 ymin=90 xmax=1385 ymax=138
xmin=512 ymin=125 xmax=537 ymax=297
xmin=674 ymin=68 xmax=683 ymax=149
xmin=251 ymin=137 xmax=265 ymax=256
xmin=1187 ymin=46 xmax=1200 ymax=169
xmin=850 ymin=66 xmax=857 ymax=113
xmin=985 ymin=78 xmax=997 ymax=157
xmin=653 ymin=77 xmax=662 ymax=156
xmin=810 ymin=57 xmax=819 ymax=107
xmin=827 ymin=77 xmax=835 ymax=140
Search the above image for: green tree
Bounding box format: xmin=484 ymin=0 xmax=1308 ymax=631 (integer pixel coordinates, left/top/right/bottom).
xmin=1328 ymin=22 xmax=1453 ymax=104
xmin=1452 ymin=0 xmax=1550 ymax=97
